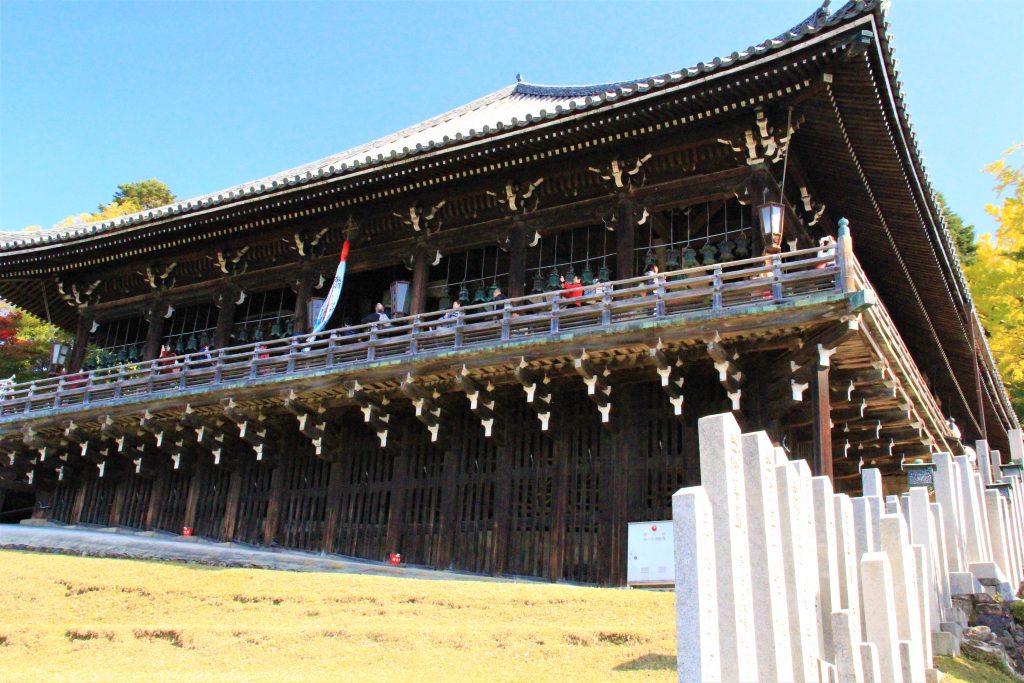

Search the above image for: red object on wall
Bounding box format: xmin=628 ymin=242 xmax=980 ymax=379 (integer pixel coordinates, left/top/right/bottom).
xmin=182 ymin=527 xmax=193 ymax=537
xmin=389 ymin=553 xmax=402 ymax=566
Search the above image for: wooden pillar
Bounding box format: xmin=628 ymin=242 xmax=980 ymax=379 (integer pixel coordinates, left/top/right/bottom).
xmin=507 ymin=225 xmax=526 ymax=299
xmin=811 ymin=362 xmax=833 ymax=481
xmin=322 ymin=458 xmax=347 ymax=553
xmin=548 ymin=416 xmax=570 ymax=582
xmin=182 ymin=459 xmax=207 ymax=530
xmin=70 ymin=476 xmax=88 ymax=524
xmin=615 ymin=198 xmax=636 ymax=280
xmin=409 ymin=249 xmax=431 ymax=315
xmin=214 ymin=289 xmax=237 ymax=349
xmin=435 ymin=441 xmax=460 ymax=570
xmin=263 ymin=463 xmax=285 ymax=546
xmin=142 ymin=301 xmax=168 ymax=361
xmin=293 ymin=272 xmax=315 ymax=335
xmin=603 ymin=386 xmax=632 ymax=586
xmin=144 ymin=469 xmax=167 ymax=530
xmin=491 ymin=436 xmax=513 ymax=576
xmin=68 ymin=313 xmax=93 ymax=372
xmin=385 ymin=444 xmax=409 ymax=556
xmin=107 ymin=476 xmax=128 ymax=527
xmin=221 ymin=467 xmax=244 ymax=541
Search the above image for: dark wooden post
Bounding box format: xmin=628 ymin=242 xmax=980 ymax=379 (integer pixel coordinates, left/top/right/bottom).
xmin=293 ymin=272 xmax=315 ymax=335
xmin=68 ymin=312 xmax=93 ymax=372
xmin=435 ymin=440 xmax=460 ymax=570
xmin=602 ymin=386 xmax=632 ymax=586
xmin=142 ymin=300 xmax=168 ymax=361
xmin=263 ymin=463 xmax=285 ymax=546
xmin=322 ymin=438 xmax=349 ymax=553
xmin=145 ymin=469 xmax=168 ymax=530
xmin=508 ymin=225 xmax=526 ymax=299
xmin=214 ymin=287 xmax=237 ymax=349
xmin=811 ymin=359 xmax=833 ymax=481
xmin=182 ymin=459 xmax=207 ymax=530
xmin=409 ymin=249 xmax=431 ymax=316
xmin=491 ymin=429 xmax=513 ymax=576
xmin=615 ymin=198 xmax=636 ymax=280
xmin=548 ymin=435 xmax=570 ymax=582
xmin=385 ymin=446 xmax=409 ymax=557
xmin=107 ymin=476 xmax=128 ymax=527
xmin=221 ymin=467 xmax=244 ymax=541
xmin=70 ymin=476 xmax=89 ymax=524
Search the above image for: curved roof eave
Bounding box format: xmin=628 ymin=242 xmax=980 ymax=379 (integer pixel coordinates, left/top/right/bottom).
xmin=0 ymin=0 xmax=872 ymax=253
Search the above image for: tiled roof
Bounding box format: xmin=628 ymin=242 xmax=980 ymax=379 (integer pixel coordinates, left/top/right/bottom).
xmin=0 ymin=0 xmax=873 ymax=252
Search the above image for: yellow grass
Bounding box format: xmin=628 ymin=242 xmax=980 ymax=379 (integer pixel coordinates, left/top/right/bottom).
xmin=0 ymin=550 xmax=677 ymax=682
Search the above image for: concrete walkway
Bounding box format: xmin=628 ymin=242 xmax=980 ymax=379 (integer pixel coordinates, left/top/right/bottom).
xmin=0 ymin=522 xmax=506 ymax=582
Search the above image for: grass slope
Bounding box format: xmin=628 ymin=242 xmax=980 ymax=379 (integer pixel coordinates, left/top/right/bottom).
xmin=0 ymin=550 xmax=676 ymax=682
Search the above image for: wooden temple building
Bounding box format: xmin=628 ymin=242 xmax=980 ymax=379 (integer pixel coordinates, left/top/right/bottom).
xmin=0 ymin=1 xmax=1019 ymax=585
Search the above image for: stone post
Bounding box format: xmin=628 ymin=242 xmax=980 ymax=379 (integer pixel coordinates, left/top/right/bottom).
xmin=860 ymin=552 xmax=904 ymax=683
xmin=777 ymin=458 xmax=821 ymax=681
xmin=932 ymin=453 xmax=966 ymax=573
xmin=672 ymin=486 xmax=721 ymax=683
xmin=740 ymin=431 xmax=794 ymax=682
xmin=879 ymin=514 xmax=926 ymax=680
xmin=697 ymin=413 xmax=758 ymax=682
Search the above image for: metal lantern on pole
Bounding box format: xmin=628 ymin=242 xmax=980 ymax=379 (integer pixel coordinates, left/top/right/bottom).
xmin=50 ymin=341 xmax=71 ymax=372
xmin=758 ymin=201 xmax=785 ymax=255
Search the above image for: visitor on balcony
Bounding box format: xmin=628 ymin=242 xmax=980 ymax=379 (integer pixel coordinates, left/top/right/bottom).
xmin=490 ymin=287 xmax=508 ymax=321
xmin=817 ymin=235 xmax=837 ymax=268
xmin=361 ymin=302 xmax=391 ymax=327
xmin=559 ymin=273 xmax=584 ymax=306
xmin=438 ymin=300 xmax=462 ymax=329
xmin=158 ymin=345 xmax=177 ymax=375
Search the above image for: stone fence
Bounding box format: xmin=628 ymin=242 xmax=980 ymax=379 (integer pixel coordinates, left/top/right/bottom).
xmin=673 ymin=412 xmax=1024 ymax=682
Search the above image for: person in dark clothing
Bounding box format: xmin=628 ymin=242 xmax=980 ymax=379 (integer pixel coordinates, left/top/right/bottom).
xmin=489 ymin=287 xmax=508 ymax=321
xmin=361 ymin=302 xmax=390 ymax=326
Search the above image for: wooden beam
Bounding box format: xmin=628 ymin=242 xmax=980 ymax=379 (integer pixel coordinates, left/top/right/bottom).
xmin=811 ymin=362 xmax=833 ymax=481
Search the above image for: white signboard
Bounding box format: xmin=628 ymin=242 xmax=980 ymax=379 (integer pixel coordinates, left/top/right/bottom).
xmin=627 ymin=520 xmax=674 ymax=587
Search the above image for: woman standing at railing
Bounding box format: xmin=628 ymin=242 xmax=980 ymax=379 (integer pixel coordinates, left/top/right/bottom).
xmin=158 ymin=345 xmax=177 ymax=375
xmin=559 ymin=273 xmax=584 ymax=306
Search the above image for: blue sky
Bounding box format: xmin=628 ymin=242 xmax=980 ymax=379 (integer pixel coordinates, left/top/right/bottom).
xmin=1 ymin=0 xmax=1021 ymax=237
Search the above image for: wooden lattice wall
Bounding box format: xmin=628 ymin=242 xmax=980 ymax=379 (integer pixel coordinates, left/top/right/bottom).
xmin=44 ymin=374 xmax=740 ymax=584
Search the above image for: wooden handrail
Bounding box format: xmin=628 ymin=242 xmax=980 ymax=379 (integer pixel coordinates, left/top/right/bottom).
xmin=0 ymin=245 xmax=849 ymax=417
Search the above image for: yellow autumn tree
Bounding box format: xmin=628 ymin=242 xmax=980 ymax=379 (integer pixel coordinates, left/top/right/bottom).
xmin=967 ymin=144 xmax=1024 ymax=420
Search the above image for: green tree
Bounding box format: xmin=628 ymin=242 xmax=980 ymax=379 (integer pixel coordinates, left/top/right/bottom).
xmin=0 ymin=306 xmax=70 ymax=382
xmin=966 ymin=144 xmax=1024 ymax=421
xmin=106 ymin=179 xmax=177 ymax=212
xmin=937 ymin=192 xmax=977 ymax=266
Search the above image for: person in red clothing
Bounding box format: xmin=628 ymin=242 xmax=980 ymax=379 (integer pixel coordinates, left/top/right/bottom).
xmin=559 ymin=273 xmax=584 ymax=306
xmin=157 ymin=345 xmax=177 ymax=374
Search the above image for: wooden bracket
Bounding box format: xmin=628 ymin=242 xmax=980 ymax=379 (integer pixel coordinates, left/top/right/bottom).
xmin=454 ymin=365 xmax=498 ymax=438
xmin=221 ymin=398 xmax=276 ymax=463
xmin=344 ymin=380 xmax=391 ymax=448
xmin=515 ymin=358 xmax=553 ymax=431
xmin=573 ymin=350 xmax=612 ymax=424
xmin=649 ymin=339 xmax=685 ymax=416
xmin=704 ymin=333 xmax=743 ymax=411
xmin=283 ymin=391 xmax=337 ymax=458
xmin=400 ymin=374 xmax=443 ymax=443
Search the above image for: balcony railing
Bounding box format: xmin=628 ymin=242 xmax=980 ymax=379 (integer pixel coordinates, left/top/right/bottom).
xmin=0 ymin=243 xmax=852 ymax=419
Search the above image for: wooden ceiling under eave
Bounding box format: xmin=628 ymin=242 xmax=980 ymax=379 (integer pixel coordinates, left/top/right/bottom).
xmin=790 ymin=51 xmax=1010 ymax=452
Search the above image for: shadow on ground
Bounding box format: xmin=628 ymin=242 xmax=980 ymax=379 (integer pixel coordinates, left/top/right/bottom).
xmin=613 ymin=653 xmax=676 ymax=671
